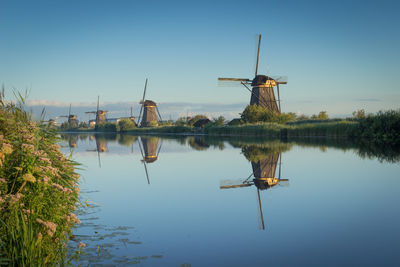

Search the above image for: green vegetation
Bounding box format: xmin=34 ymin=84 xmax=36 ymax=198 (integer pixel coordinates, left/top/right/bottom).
xmin=0 ymin=94 xmax=81 ymax=265
xmin=55 ymin=106 xmax=400 ymax=146
xmin=117 ymin=119 xmax=136 ymax=132
xmin=240 ymin=104 xmax=297 ymax=124
xmin=351 ymin=109 xmax=400 ymax=145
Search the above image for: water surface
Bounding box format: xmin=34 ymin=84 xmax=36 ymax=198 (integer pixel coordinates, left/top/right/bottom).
xmin=61 ymin=133 xmax=400 ymax=266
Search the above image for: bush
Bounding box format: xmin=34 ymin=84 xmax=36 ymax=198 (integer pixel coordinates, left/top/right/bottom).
xmin=311 ymin=111 xmax=329 ymax=120
xmin=240 ymin=105 xmax=296 ymax=124
xmin=96 ymin=122 xmax=117 ymax=132
xmin=188 ymin=115 xmax=208 ymax=126
xmin=118 ymin=119 xmax=136 ymax=132
xmin=0 ymin=93 xmax=80 ymax=265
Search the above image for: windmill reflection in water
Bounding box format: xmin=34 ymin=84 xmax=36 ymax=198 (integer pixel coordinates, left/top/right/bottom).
xmin=86 ymin=134 xmax=108 ymax=168
xmin=220 ymin=148 xmax=289 ymax=230
xmin=137 ymin=136 xmax=163 ymax=184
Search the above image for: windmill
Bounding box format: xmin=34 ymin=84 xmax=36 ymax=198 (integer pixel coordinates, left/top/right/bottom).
xmin=85 ymin=96 xmax=108 ymax=126
xmin=137 ymin=79 xmax=162 ymax=127
xmin=218 ymin=34 xmax=288 ymax=114
xmin=137 ymin=136 xmax=163 ymax=184
xmin=60 ymin=104 xmax=78 ymax=126
xmin=220 ymin=151 xmax=288 ymax=230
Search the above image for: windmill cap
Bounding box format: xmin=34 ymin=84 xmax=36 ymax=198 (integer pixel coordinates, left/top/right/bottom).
xmin=144 ymin=100 xmax=157 ymax=106
xmin=251 ymin=75 xmax=276 ymax=86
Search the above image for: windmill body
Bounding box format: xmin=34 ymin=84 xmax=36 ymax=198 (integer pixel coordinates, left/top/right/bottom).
xmin=218 ymin=34 xmax=287 ymax=114
xmin=141 ymin=100 xmax=159 ymax=127
xmin=141 ymin=136 xmax=159 ymax=163
xmin=251 ymin=152 xmax=281 ymax=190
xmin=250 ymin=75 xmax=280 ymax=113
xmin=95 ymin=110 xmax=107 ymax=124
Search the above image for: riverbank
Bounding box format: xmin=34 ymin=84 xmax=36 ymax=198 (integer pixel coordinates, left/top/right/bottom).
xmin=58 ymin=109 xmax=400 ymax=146
xmin=0 ymin=97 xmax=81 ymax=265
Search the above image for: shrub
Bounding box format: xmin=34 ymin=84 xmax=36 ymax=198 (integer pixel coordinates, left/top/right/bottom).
xmin=311 ymin=111 xmax=329 ymax=120
xmin=118 ymin=119 xmax=136 ymax=132
xmin=0 ymin=93 xmax=80 ymax=265
xmin=96 ymin=122 xmax=117 ymax=132
xmin=188 ymin=115 xmax=208 ymax=126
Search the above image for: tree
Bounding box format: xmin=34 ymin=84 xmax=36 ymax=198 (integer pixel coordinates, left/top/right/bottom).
xmin=352 ymin=109 xmax=366 ymax=119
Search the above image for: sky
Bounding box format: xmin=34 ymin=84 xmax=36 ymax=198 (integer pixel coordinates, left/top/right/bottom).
xmin=1 ymin=0 xmax=399 ymax=120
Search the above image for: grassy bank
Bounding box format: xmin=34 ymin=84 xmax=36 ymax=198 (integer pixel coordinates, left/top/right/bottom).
xmin=0 ymin=96 xmax=81 ymax=265
xmin=204 ymin=120 xmax=358 ymax=138
xmin=58 ymin=110 xmax=400 ymax=146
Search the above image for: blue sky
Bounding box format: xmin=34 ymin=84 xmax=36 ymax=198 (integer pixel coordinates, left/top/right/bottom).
xmin=1 ymin=0 xmax=399 ymax=118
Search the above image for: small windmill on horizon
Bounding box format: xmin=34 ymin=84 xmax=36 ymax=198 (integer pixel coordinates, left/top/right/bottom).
xmin=60 ymin=104 xmax=78 ymax=126
xmin=85 ymin=96 xmax=108 ymax=126
xmin=218 ymin=34 xmax=288 ymax=114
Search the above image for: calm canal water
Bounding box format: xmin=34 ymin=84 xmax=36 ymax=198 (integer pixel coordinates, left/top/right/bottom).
xmin=60 ymin=133 xmax=400 ymax=266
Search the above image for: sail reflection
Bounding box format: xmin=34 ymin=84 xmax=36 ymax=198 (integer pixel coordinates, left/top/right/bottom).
xmin=138 ymin=136 xmax=162 ymax=184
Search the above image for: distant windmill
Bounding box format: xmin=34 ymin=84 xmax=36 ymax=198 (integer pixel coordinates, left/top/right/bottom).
xmin=218 ymin=34 xmax=288 ymax=114
xmin=60 ymin=104 xmax=78 ymax=126
xmin=85 ymin=96 xmax=108 ymax=126
xmin=137 ymin=79 xmax=162 ymax=127
xmin=137 ymin=136 xmax=163 ymax=184
xmin=220 ymin=152 xmax=288 ymax=230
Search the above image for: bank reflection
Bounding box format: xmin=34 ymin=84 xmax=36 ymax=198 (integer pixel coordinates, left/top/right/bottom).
xmin=221 ymin=143 xmax=291 ymax=230
xmin=138 ymin=136 xmax=162 ymax=184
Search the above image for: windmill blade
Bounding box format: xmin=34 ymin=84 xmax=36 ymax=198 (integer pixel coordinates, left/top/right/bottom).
xmin=156 ymin=106 xmax=162 ymax=122
xmin=143 ymin=161 xmax=150 ymax=184
xmin=220 ymin=183 xmax=252 ymax=189
xmin=68 ymin=104 xmax=71 ymax=117
xmin=137 ymin=78 xmax=148 ymax=125
xmin=156 ymin=139 xmax=163 ymax=157
xmin=220 ymin=177 xmax=253 ymax=189
xmin=218 ymin=78 xmax=251 ymax=88
xmin=137 ymin=138 xmax=150 ymax=184
xmin=255 ymin=34 xmax=261 ymax=77
xmin=218 ymin=78 xmax=251 ymax=82
xmin=97 ymin=150 xmax=102 ymax=168
xmin=97 ymin=95 xmax=100 ymax=113
xmin=270 ymin=76 xmax=288 ymax=84
xmin=256 ymin=188 xmax=265 ymax=230
xmin=85 ymin=111 xmax=96 ymax=114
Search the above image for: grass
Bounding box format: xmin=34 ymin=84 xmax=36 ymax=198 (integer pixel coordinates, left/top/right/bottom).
xmin=0 ymin=93 xmax=81 ymax=265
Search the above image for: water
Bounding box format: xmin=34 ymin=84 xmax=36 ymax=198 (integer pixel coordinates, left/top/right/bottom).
xmin=60 ymin=133 xmax=400 ymax=266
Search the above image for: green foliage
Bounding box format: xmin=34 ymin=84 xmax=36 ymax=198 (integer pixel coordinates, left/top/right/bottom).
xmin=188 ymin=115 xmax=208 ymax=126
xmin=96 ymin=122 xmax=117 ymax=132
xmin=240 ymin=105 xmax=296 ymax=124
xmin=148 ymin=121 xmax=158 ymax=127
xmin=118 ymin=119 xmax=136 ymax=132
xmin=175 ymin=117 xmax=188 ymax=126
xmin=78 ymin=121 xmax=88 ymax=128
xmin=351 ymin=109 xmax=400 ymax=145
xmin=297 ymin=114 xmax=310 ymax=120
xmin=352 ymin=109 xmax=366 ymax=119
xmin=212 ymin=116 xmax=226 ymax=126
xmin=60 ymin=121 xmax=78 ymax=130
xmin=311 ymin=111 xmax=329 ymax=120
xmin=228 ymin=118 xmax=243 ymax=126
xmin=0 ymin=93 xmax=80 ymax=265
